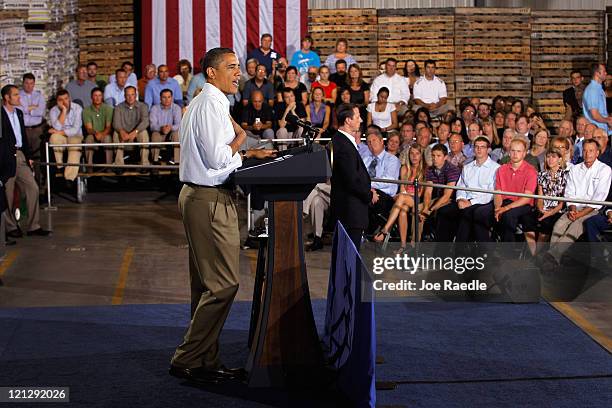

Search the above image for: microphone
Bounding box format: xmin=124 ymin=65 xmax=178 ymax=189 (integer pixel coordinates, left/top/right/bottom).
xmin=285 ymin=113 xmax=317 ymax=131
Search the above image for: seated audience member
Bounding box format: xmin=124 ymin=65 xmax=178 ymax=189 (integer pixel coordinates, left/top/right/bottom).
xmin=370 ymin=58 xmax=410 ymax=116
xmin=144 ymin=65 xmax=183 ymax=108
xmin=367 ymin=87 xmax=398 ymax=133
xmin=272 ymin=56 xmax=288 ymax=90
xmin=433 ymin=122 xmax=451 ymax=150
xmin=564 ymin=70 xmax=585 ymax=121
xmin=447 ymin=133 xmax=467 ymax=169
xmin=399 ymin=121 xmax=416 ymax=149
xmin=419 ymin=144 xmax=461 ymax=241
xmin=242 ymin=64 xmax=275 ymax=107
xmin=494 ymin=111 xmax=505 ymax=141
xmin=591 ymin=127 xmax=612 ymax=167
xmin=149 ymin=89 xmax=181 ymax=165
xmin=291 ymin=35 xmax=320 ymax=80
xmin=324 ymin=38 xmax=356 ymax=74
xmin=464 ymin=122 xmax=484 ymax=160
xmin=306 ymin=87 xmax=330 ymax=135
xmin=83 ymin=88 xmax=113 ymax=167
xmin=19 ymin=73 xmax=45 ymax=159
xmin=511 ymin=99 xmax=524 ymax=116
xmin=65 ymin=64 xmax=97 ymax=108
xmin=248 ymin=33 xmax=279 ymax=76
xmin=558 ymin=119 xmax=575 ymax=140
xmin=386 ymin=130 xmax=401 ymax=157
xmin=530 ymin=129 xmax=549 ymax=170
xmin=414 ymin=107 xmax=432 ymax=128
xmin=374 ymin=143 xmax=427 ymax=250
xmin=49 ymin=89 xmax=83 ymax=181
xmin=104 ymin=69 xmax=129 ymax=107
xmin=451 ymin=117 xmax=468 ymax=144
xmin=490 ymin=128 xmax=514 ymax=163
xmin=494 ymin=138 xmax=538 ymax=242
xmin=582 ymin=63 xmax=612 ymax=132
xmin=461 ymin=104 xmax=476 ymax=127
xmin=239 ymin=58 xmax=258 ymax=93
xmin=311 ymin=65 xmax=336 ymax=105
xmin=482 ymin=117 xmax=501 ymax=149
xmin=303 ymin=181 xmax=331 ymax=251
xmin=505 ymin=111 xmax=517 ymax=131
xmin=329 ymin=60 xmax=348 ymax=86
xmin=546 ymin=139 xmax=611 ymax=263
xmin=138 ymin=64 xmax=156 ymax=99
xmin=187 ymin=56 xmax=206 ymax=103
xmin=498 ymin=135 xmax=540 ymax=171
xmin=275 ymin=87 xmax=306 ymax=140
xmin=1 ymin=84 xmax=50 ymax=238
xmin=412 ymin=60 xmax=451 ymax=117
xmin=112 ymin=86 xmax=150 ymax=167
xmin=108 ymin=61 xmax=138 ymax=88
xmin=451 ymin=136 xmax=500 ymax=242
xmin=240 ymin=90 xmax=274 ymax=149
xmin=416 ymin=126 xmax=434 ymax=167
xmin=403 ymin=59 xmax=420 ymax=96
xmin=515 ymin=114 xmax=532 ymax=142
xmin=304 ymin=65 xmax=319 ymax=93
xmin=173 ymin=59 xmax=193 ymax=102
xmin=572 ymin=116 xmax=588 ymax=163
xmin=279 ymin=65 xmax=308 ymax=105
xmin=492 ymin=95 xmax=505 ymax=114
xmin=523 ymin=148 xmax=569 ymax=255
xmin=584 ymin=123 xmax=596 ymax=140
xmin=331 ymin=90 xmax=353 ymax=129
xmin=583 ymin=184 xmax=612 ymax=242
xmin=529 ymin=113 xmax=547 ymax=136
xmin=550 ymin=136 xmax=573 ymax=169
xmin=361 ymin=128 xmax=401 ymax=234
xmin=86 ymin=61 xmax=107 ymax=89
xmin=347 ymin=63 xmax=370 ymax=106
xmin=477 ymin=102 xmax=491 ymax=121
xmin=470 ymin=97 xmax=481 ymax=109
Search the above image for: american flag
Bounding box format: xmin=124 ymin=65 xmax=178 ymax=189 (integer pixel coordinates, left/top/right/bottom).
xmin=140 ymin=0 xmax=308 ymax=74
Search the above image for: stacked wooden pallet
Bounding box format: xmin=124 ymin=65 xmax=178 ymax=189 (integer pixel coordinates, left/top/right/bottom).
xmin=308 ymin=8 xmax=378 ymax=81
xmin=608 ymin=7 xmax=612 ymax=73
xmin=531 ymin=10 xmax=605 ymax=130
xmin=377 ymin=8 xmax=455 ymax=104
xmin=0 ymin=17 xmax=27 ymax=87
xmin=454 ymin=8 xmax=531 ymax=106
xmin=77 ymin=0 xmax=134 ymax=76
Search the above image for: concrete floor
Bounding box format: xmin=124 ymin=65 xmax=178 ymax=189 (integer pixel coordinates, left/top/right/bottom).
xmin=0 ymin=188 xmax=610 ymax=352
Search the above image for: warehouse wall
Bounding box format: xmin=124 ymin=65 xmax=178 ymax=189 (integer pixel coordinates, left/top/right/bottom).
xmin=309 ymin=0 xmax=612 ymax=9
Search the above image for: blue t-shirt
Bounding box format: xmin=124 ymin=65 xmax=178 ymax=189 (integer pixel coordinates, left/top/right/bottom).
xmin=290 ymin=50 xmax=321 ymax=76
xmin=583 ymin=79 xmax=611 ymax=134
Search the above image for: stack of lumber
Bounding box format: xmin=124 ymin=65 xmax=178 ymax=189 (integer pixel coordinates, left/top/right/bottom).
xmin=454 ymin=8 xmax=531 ymax=106
xmin=377 ymin=8 xmax=455 ymax=104
xmin=77 ymin=0 xmax=134 ymax=76
xmin=308 ymin=8 xmax=378 ymax=81
xmin=531 ymin=10 xmax=605 ymax=130
xmin=0 ymin=17 xmax=27 ymax=86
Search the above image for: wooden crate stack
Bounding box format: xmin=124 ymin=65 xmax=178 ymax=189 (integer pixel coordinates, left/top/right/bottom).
xmin=531 ymin=10 xmax=605 ymax=130
xmin=77 ymin=0 xmax=134 ymax=76
xmin=608 ymin=7 xmax=612 ymax=72
xmin=308 ymin=8 xmax=378 ymax=81
xmin=454 ymin=8 xmax=531 ymax=106
xmin=377 ymin=8 xmax=455 ymax=105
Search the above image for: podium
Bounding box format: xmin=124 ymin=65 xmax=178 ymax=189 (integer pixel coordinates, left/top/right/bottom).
xmin=233 ymin=144 xmax=331 ymax=387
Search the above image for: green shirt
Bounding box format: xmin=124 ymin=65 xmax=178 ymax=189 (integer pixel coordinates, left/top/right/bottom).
xmin=83 ymin=103 xmax=113 ymax=133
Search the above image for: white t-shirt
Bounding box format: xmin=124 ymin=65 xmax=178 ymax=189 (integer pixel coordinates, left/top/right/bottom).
xmin=367 ymin=102 xmax=396 ymax=129
xmin=413 ymin=75 xmax=447 ymax=104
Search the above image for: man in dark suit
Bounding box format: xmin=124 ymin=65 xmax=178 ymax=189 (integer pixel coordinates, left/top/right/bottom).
xmin=330 ymin=103 xmax=372 ymax=250
xmin=584 ymin=183 xmax=612 ymax=242
xmin=1 ymin=94 xmax=15 ymax=271
xmin=1 ymin=84 xmax=50 ymax=238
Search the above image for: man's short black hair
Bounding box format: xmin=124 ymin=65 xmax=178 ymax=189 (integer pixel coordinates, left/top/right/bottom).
xmin=90 ymin=87 xmax=102 ymax=96
xmin=122 ymin=61 xmax=134 ymax=69
xmin=281 ymin=87 xmax=294 ymax=95
xmin=115 ymin=68 xmax=126 ymax=76
xmin=570 ymin=69 xmax=582 ymax=77
xmin=431 ymin=143 xmax=448 ymax=155
xmin=591 ymin=63 xmax=604 ymax=77
xmin=202 ymin=47 xmax=235 ymax=79
xmin=424 ymin=59 xmax=436 ymax=67
xmin=386 ymin=58 xmax=397 ymax=65
xmin=473 ymin=136 xmax=491 ymax=148
xmin=160 ymin=88 xmax=173 ymax=98
xmin=261 ymin=33 xmax=272 ymax=41
xmin=335 ymin=59 xmax=347 ymax=67
xmin=56 ymin=89 xmax=70 ymax=99
xmin=125 ymin=86 xmax=137 ymax=93
xmin=1 ymin=84 xmax=18 ymax=100
xmin=336 ymin=103 xmax=359 ymax=127
xmin=22 ymin=72 xmax=35 ymax=82
xmin=86 ymin=61 xmax=98 ymax=68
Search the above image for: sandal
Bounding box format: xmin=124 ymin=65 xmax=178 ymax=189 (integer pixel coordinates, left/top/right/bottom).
xmin=373 ymin=229 xmax=388 ymax=243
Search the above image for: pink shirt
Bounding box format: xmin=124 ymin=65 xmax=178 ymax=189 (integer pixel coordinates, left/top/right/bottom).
xmin=495 ymin=160 xmax=538 ymax=205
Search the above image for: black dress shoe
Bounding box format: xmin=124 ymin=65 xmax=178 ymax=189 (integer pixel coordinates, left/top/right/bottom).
xmin=216 ymin=365 xmax=248 ymax=381
xmin=168 ymin=365 xmax=230 ymax=384
xmin=26 ymin=228 xmax=51 ymax=237
xmin=307 ymin=236 xmax=324 ymax=251
xmin=5 ymin=239 xmax=16 ymax=246
xmin=6 ymin=229 xmax=22 ymax=239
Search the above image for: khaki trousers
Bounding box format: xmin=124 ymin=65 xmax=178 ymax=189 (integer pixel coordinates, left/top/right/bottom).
xmin=3 ymin=151 xmax=40 ymax=232
xmin=171 ymin=184 xmax=240 ymax=369
xmin=151 ymin=130 xmax=180 ymax=163
xmin=84 ymin=134 xmax=113 ymax=165
xmin=113 ymin=130 xmax=150 ymax=165
xmin=303 ymin=182 xmax=330 ymax=237
xmin=49 ymin=133 xmax=83 ymax=181
xmin=549 ymin=211 xmax=597 ymax=261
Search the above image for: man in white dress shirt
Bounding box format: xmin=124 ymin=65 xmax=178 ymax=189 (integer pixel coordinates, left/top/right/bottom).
xmin=370 ymin=58 xmax=410 ymax=116
xmin=412 ymin=60 xmax=452 ymax=117
xmin=170 ymin=48 xmax=274 ymax=384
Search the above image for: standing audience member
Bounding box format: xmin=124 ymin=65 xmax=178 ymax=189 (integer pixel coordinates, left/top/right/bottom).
xmin=150 ymin=89 xmax=182 ymax=165
xmin=112 ymin=86 xmax=150 ymax=167
xmin=324 ymin=39 xmax=356 ymax=74
xmin=290 ymin=35 xmax=320 ymax=80
xmin=83 ymin=87 xmax=113 ymax=168
xmin=370 ymin=58 xmax=410 ymax=116
xmin=19 ymin=73 xmax=45 ymax=161
xmin=403 ymin=59 xmax=420 ymax=96
xmin=1 ymin=84 xmax=50 ymax=238
xmin=49 ymin=90 xmax=83 ymax=182
xmin=546 ymin=139 xmax=611 ymax=264
xmin=583 ymin=63 xmax=612 ymax=133
xmin=494 ymin=139 xmax=538 ymax=242
xmin=563 ymin=70 xmax=585 ymax=121
xmin=247 ymin=33 xmax=279 ymax=75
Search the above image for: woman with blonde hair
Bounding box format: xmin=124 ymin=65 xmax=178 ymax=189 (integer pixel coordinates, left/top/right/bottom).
xmin=305 ymin=86 xmax=330 ymax=136
xmin=530 ymin=129 xmax=550 ymax=170
xmin=481 ymin=117 xmax=501 ymax=149
xmin=373 ymin=143 xmax=427 ymax=252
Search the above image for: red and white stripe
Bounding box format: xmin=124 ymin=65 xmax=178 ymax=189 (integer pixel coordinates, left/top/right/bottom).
xmin=141 ymin=0 xmax=308 ymax=75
